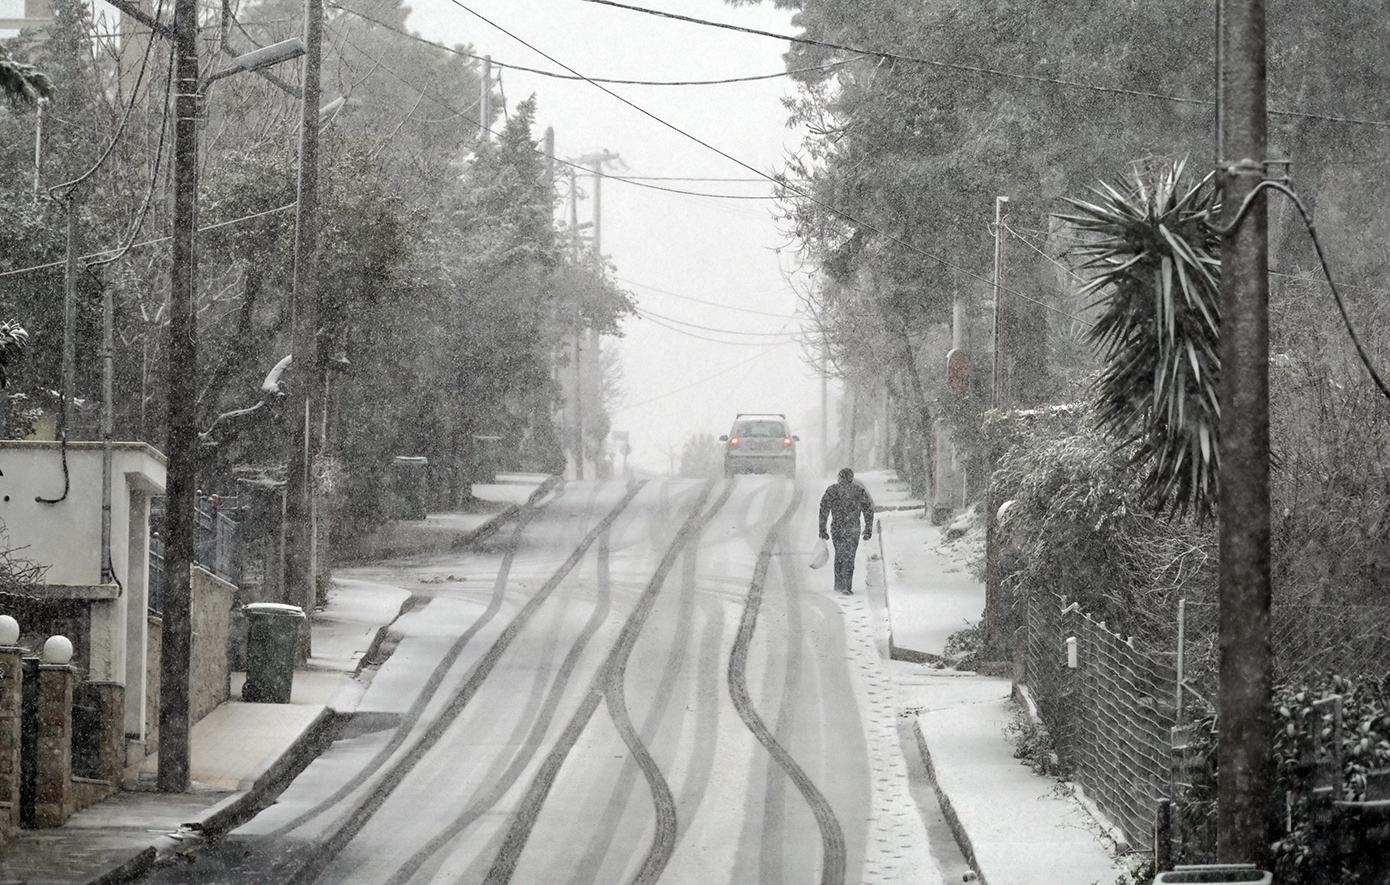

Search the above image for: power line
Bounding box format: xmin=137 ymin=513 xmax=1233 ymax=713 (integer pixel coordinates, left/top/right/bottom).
xmin=326 ymin=25 xmax=782 ymax=201
xmin=578 ymin=0 xmax=1390 ymax=130
xmin=617 ymin=275 xmax=799 ymax=318
xmin=637 ymin=311 xmax=797 ymax=345
xmin=447 ymin=0 xmax=1098 ymax=318
xmin=634 ymin=305 xmax=798 ymax=338
xmin=616 ymin=342 xmax=788 ymax=411
xmin=326 ymin=2 xmax=847 ymax=86
xmin=0 ymin=203 xmax=298 ymax=279
xmin=1000 ymin=223 xmax=1097 ymax=328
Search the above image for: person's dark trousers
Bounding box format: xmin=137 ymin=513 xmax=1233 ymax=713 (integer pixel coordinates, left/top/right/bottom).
xmin=831 ymin=531 xmax=860 ymax=593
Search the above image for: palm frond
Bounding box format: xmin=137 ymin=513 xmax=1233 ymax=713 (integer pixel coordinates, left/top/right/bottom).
xmin=1057 ymin=160 xmax=1222 ymax=519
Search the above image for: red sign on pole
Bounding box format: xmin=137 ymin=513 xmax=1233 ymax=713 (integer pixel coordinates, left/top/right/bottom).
xmin=946 ymin=348 xmax=972 ymax=395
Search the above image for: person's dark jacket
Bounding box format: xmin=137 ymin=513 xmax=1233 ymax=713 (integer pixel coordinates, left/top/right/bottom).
xmin=819 ymin=480 xmax=875 ymax=540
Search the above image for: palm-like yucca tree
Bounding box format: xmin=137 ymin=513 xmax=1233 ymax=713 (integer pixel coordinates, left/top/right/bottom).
xmin=0 ymin=45 xmax=53 ymax=106
xmin=1058 ymin=159 xmax=1222 ymax=519
xmin=0 ymin=322 xmax=27 ymax=388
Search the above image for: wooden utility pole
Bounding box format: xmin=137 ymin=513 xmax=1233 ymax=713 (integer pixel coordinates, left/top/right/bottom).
xmin=158 ymin=0 xmax=199 ymax=792
xmin=285 ymin=0 xmax=324 ymax=641
xmin=1215 ymin=0 xmax=1274 ymax=866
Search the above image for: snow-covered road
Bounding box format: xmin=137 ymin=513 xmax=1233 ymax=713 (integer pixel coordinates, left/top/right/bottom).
xmin=201 ymin=475 xmax=942 ymax=884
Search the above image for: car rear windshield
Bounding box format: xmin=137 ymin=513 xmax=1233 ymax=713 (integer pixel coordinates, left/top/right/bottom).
xmin=733 ymin=420 xmax=787 ymax=437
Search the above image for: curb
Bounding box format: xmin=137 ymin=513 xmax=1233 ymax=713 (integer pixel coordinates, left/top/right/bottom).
xmin=878 ymin=521 xmax=945 ymax=665
xmin=448 ymin=472 xmax=561 ymax=551
xmin=85 ymin=847 xmax=158 ymax=885
xmin=185 ymin=704 xmax=339 ymax=841
xmin=912 ymin=717 xmax=986 ymax=885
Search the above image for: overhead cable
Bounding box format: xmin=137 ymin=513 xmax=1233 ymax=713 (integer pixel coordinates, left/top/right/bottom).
xmin=447 ymin=0 xmax=1070 ymax=313
xmin=617 ymin=276 xmax=799 ymax=318
xmin=327 ymin=2 xmax=848 ymax=85
xmin=634 ymin=305 xmax=798 ymax=337
xmin=578 ymin=0 xmax=1390 ymax=130
xmin=617 ymin=342 xmax=788 ymax=411
xmin=0 ymin=203 xmax=298 ymax=279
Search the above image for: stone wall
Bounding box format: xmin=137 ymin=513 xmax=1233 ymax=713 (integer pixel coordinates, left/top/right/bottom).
xmin=0 ymin=648 xmax=20 ymax=844
xmin=144 ymin=615 xmax=161 ymax=758
xmin=190 ymin=567 xmax=234 ymax=724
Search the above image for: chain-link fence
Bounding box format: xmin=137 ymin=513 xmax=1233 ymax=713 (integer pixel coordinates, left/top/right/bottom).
xmin=1025 ymin=593 xmax=1178 ymax=851
xmin=1025 ymin=593 xmax=1390 ymax=857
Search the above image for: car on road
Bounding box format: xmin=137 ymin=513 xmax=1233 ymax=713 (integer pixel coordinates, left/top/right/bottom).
xmin=720 ymin=413 xmax=798 ymax=476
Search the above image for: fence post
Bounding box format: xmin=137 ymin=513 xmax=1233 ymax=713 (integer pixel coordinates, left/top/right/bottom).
xmin=1155 ymin=797 xmax=1173 ymax=872
xmin=1176 ymin=597 xmax=1186 ymax=726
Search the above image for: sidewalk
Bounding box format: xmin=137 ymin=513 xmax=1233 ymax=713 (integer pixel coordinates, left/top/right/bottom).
xmin=855 ymin=470 xmax=1127 ymax=885
xmin=0 ymin=473 xmax=553 ymax=885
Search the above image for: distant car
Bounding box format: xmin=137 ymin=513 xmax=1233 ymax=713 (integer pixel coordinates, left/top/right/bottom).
xmin=720 ymin=413 xmax=798 ymax=477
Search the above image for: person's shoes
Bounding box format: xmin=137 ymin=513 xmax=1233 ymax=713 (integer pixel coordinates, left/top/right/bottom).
xmin=836 ymin=587 xmax=853 ymax=595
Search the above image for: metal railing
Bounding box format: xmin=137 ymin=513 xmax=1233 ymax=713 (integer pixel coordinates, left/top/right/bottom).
xmin=148 ymin=495 xmax=242 ymax=614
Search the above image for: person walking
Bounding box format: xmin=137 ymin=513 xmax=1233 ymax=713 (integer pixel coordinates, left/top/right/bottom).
xmin=818 ymin=467 xmax=875 ymax=595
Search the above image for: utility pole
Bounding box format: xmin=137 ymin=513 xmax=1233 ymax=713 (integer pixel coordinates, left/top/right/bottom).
xmin=480 ymin=56 xmax=491 ymax=141
xmin=158 ymin=0 xmax=199 ymax=793
xmin=585 ymin=153 xmax=615 ymax=479
xmin=984 ymin=195 xmax=1009 ymax=654
xmin=990 ymin=195 xmax=1009 ymax=408
xmin=563 ymin=150 xmax=620 ymax=481
xmin=285 ymin=0 xmax=324 ymax=644
xmin=1215 ymin=0 xmax=1274 ymax=866
xmin=565 ymin=167 xmax=584 ymax=480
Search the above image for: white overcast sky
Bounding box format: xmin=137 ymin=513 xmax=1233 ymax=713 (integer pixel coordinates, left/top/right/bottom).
xmin=403 ymin=0 xmax=831 ymax=475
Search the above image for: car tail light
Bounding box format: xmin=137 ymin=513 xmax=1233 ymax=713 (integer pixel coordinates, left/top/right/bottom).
xmin=783 ymin=437 xmax=793 ymax=445
xmin=729 ymin=437 xmax=740 ymax=445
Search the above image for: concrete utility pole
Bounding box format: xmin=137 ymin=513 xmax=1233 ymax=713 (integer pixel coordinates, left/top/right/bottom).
xmin=138 ymin=0 xmax=305 ymax=789
xmin=479 ymin=55 xmax=491 ymax=141
xmin=285 ymin=0 xmax=324 ymax=647
xmin=564 ymin=150 xmax=620 ymax=481
xmin=984 ymin=195 xmax=1009 ymax=653
xmin=1215 ymin=0 xmax=1275 ymax=865
xmin=990 ymin=195 xmax=1009 ymax=408
xmin=158 ymin=0 xmax=200 ymax=793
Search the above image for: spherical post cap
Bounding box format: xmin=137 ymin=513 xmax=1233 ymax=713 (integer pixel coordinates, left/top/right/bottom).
xmin=42 ymin=635 xmax=74 ymax=665
xmin=0 ymin=615 xmax=18 ymax=646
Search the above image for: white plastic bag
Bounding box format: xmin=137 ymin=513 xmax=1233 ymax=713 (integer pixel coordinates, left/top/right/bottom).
xmin=809 ymin=538 xmax=829 ymax=569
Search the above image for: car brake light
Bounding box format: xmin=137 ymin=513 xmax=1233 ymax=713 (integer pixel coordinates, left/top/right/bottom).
xmin=730 ymin=437 xmax=739 ymax=445
xmin=783 ymin=437 xmax=793 ymax=445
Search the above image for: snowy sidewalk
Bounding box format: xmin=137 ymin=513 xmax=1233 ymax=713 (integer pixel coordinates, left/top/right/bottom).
xmin=854 ymin=470 xmax=1127 ymax=885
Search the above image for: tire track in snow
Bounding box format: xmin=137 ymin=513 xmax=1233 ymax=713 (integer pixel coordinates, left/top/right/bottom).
xmin=287 ymin=482 xmax=645 ymax=885
xmin=480 ymin=479 xmax=729 ymax=885
xmin=726 ymin=483 xmax=848 ymax=885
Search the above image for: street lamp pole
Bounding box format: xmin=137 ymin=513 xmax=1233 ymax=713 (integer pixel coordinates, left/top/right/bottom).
xmin=285 ymin=0 xmax=324 ymax=644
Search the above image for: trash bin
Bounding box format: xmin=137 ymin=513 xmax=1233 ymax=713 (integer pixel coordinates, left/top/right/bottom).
xmin=1154 ymin=865 xmax=1272 ymax=884
xmin=390 ymin=456 xmax=429 ymax=520
xmin=472 ymin=435 xmax=501 ymax=484
xmin=241 ymin=603 xmax=305 ymax=703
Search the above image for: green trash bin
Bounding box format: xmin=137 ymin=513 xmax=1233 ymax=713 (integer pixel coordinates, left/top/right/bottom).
xmin=1154 ymin=865 xmax=1272 ymax=884
xmin=390 ymin=456 xmax=429 ymax=520
xmin=241 ymin=603 xmax=305 ymax=703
